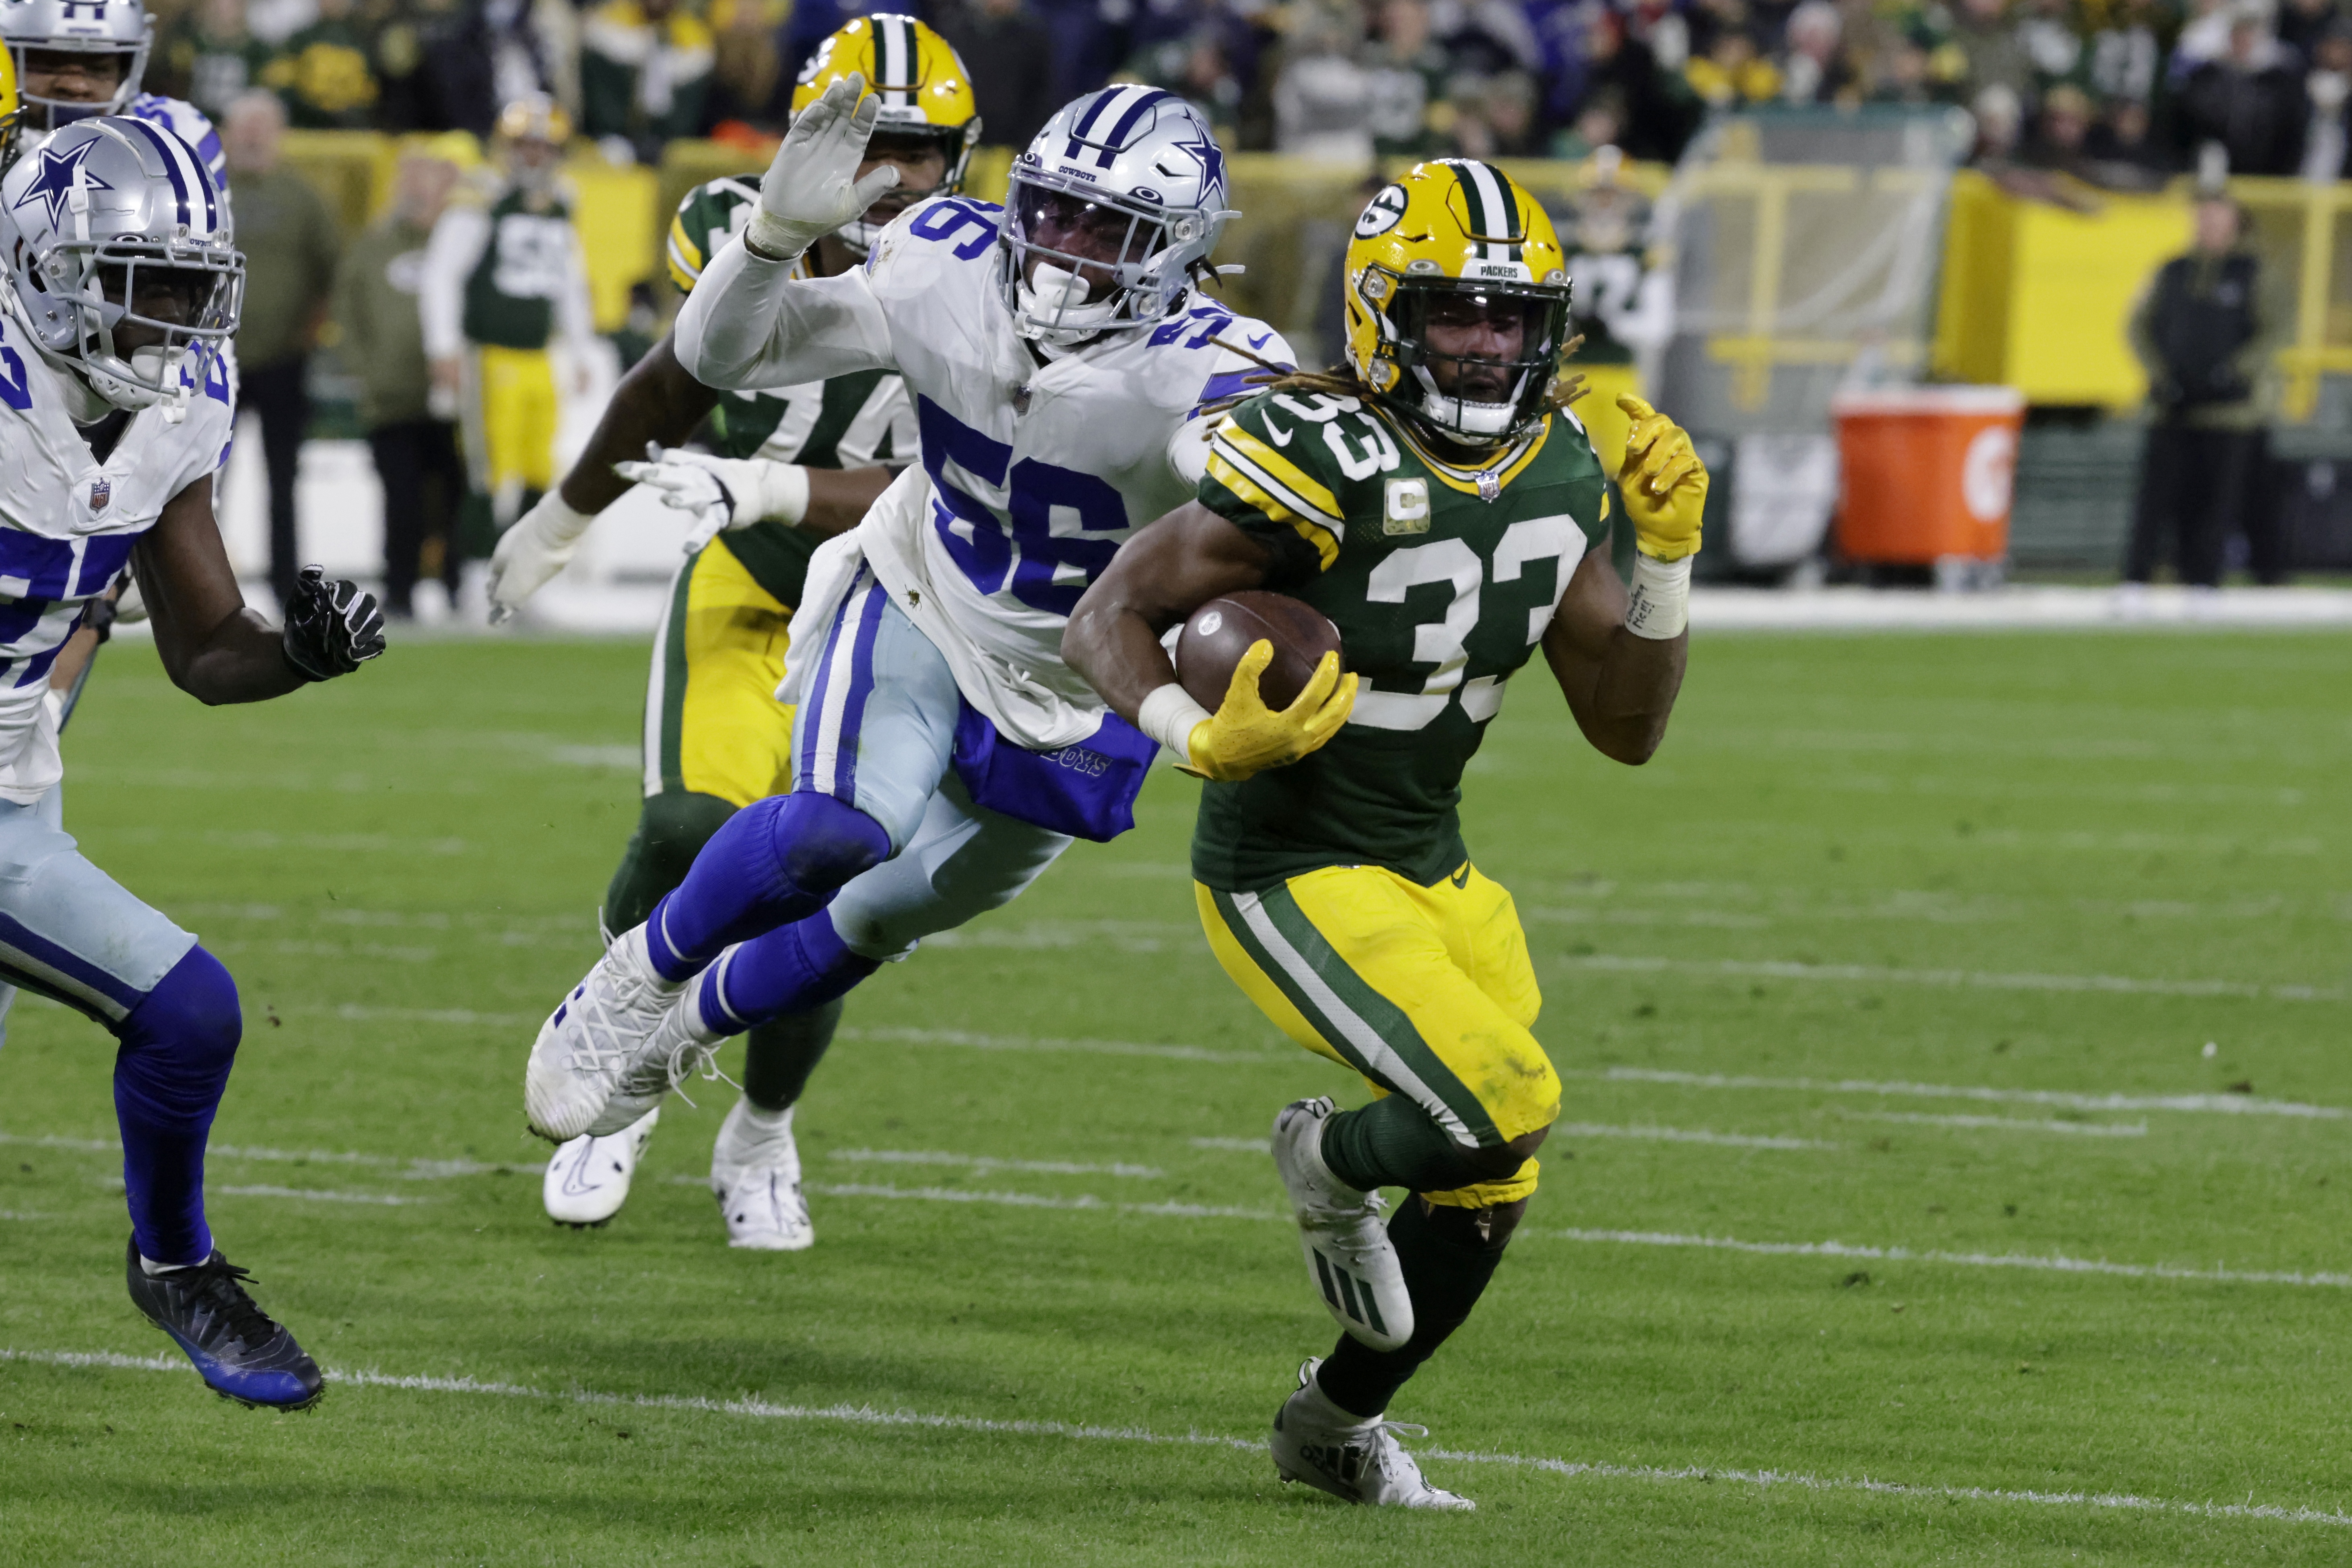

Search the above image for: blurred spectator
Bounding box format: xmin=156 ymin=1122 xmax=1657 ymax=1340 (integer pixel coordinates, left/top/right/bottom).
xmin=224 ymin=90 xmax=343 ymax=609
xmin=701 ymin=0 xmax=783 ymax=132
xmin=2279 ymin=0 xmax=2340 ymax=62
xmin=1687 ymin=25 xmax=1783 ymax=107
xmin=581 ymin=0 xmax=712 ymax=162
xmin=1272 ymin=1 xmax=1374 ymax=160
xmin=1574 ymin=4 xmax=1700 ymax=161
xmin=2016 ymin=0 xmax=2085 ymax=97
xmin=259 ymin=0 xmax=379 ymax=127
xmin=2176 ymin=8 xmax=2308 ymax=174
xmin=2124 ymin=194 xmax=2288 ymax=590
xmin=934 ymin=0 xmax=1059 ymax=149
xmin=1971 ymin=79 xmax=2025 ymax=160
xmin=2300 ymin=21 xmax=2352 ymax=177
xmin=2084 ymin=92 xmax=2175 ymax=177
xmin=1952 ymin=0 xmax=2031 ymax=103
xmin=1130 ymin=23 xmax=1247 ymax=136
xmin=2169 ymin=0 xmax=2243 ymax=84
xmin=2086 ymin=0 xmax=2163 ymax=105
xmin=1448 ymin=68 xmax=1539 ymax=155
xmin=335 ymin=144 xmax=468 ymax=619
xmin=155 ymin=0 xmax=274 ymax=120
xmin=1359 ymin=0 xmax=1450 ymax=155
xmin=2021 ymin=79 xmax=2094 ymax=170
xmin=1778 ymin=0 xmax=1855 ymax=103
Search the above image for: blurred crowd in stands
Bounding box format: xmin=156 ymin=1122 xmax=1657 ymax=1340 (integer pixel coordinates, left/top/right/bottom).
xmin=142 ymin=0 xmax=2352 ymax=180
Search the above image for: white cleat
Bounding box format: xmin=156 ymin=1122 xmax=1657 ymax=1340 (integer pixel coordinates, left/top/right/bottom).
xmin=709 ymin=1097 xmax=814 ymax=1251
xmin=523 ymin=925 xmax=683 ymax=1143
xmin=542 ymin=1106 xmax=661 ymax=1227
xmin=1271 ymin=1359 xmax=1474 ymax=1510
xmin=1271 ymin=1097 xmax=1413 ymax=1352
xmin=585 ymin=978 xmax=732 ymax=1138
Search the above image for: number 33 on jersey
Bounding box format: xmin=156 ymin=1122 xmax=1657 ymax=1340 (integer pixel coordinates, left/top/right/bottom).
xmin=1191 ymin=387 xmax=1608 ymax=889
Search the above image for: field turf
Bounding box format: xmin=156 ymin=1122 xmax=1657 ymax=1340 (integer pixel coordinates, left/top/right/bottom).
xmin=2 ymin=630 xmax=2348 ymax=1565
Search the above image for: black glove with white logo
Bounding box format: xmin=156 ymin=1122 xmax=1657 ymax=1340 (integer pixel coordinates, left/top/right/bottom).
xmin=282 ymin=565 xmax=386 ymax=681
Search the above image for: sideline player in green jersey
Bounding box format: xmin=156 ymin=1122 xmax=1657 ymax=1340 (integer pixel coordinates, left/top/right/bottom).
xmin=484 ymin=14 xmax=982 ymax=1248
xmin=1066 ymin=159 xmax=1707 ymax=1508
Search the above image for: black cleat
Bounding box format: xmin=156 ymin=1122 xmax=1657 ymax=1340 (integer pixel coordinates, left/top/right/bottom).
xmin=125 ymin=1237 xmax=326 ymax=1411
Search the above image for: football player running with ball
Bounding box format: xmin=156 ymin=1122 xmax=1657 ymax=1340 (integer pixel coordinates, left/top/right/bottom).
xmin=1064 ymin=161 xmax=1706 ymax=1509
xmin=487 ymin=14 xmax=972 ymax=1250
xmin=518 ymin=83 xmax=1288 ymax=1152
xmin=0 ymin=119 xmax=384 ymax=1410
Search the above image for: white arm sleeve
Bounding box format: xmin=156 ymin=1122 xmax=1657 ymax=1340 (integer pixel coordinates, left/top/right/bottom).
xmin=419 ymin=206 xmax=491 ymax=361
xmin=674 ymin=232 xmax=895 ymax=391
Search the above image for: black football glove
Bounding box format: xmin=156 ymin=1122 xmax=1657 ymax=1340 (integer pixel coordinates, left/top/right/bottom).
xmin=282 ymin=565 xmax=386 ymax=682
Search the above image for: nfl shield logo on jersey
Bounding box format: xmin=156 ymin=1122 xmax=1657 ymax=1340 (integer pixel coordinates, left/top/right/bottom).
xmin=89 ymin=478 xmax=111 ymax=513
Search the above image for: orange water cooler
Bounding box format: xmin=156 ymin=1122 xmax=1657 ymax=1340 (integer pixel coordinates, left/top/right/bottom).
xmin=1830 ymin=386 xmax=2026 ymax=567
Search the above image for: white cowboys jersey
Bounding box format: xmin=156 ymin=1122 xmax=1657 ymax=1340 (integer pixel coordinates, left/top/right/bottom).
xmin=0 ymin=310 xmax=233 ymax=804
xmin=676 ymin=195 xmax=1290 ymax=749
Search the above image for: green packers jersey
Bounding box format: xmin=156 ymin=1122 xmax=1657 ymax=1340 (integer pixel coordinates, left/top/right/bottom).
xmin=666 ymin=174 xmax=917 ymax=606
xmin=462 ymin=187 xmax=577 ymax=350
xmin=1191 ymin=391 xmax=1609 ymax=892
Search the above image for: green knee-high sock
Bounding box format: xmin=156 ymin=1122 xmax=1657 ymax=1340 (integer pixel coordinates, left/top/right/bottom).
xmin=1314 ymin=1197 xmax=1528 ymax=1419
xmin=603 ymin=791 xmax=739 ymax=936
xmin=1319 ymin=1095 xmax=1497 ymax=1195
xmin=741 ymin=999 xmax=844 ymax=1112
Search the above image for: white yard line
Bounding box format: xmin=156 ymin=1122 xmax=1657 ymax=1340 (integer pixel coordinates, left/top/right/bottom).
xmin=212 ymin=1185 xmax=436 ymax=1206
xmin=1549 ymin=1228 xmax=2352 ymax=1288
xmin=1596 ymin=1067 xmax=2343 ymax=1120
xmin=4 ymin=1346 xmax=2344 ymax=1529
xmin=1559 ymin=953 xmax=2344 ymax=1004
xmin=1847 ymin=1111 xmax=2149 ymax=1138
xmin=835 ymin=1025 xmax=1281 ymax=1065
xmin=1190 ymin=1137 xmax=1271 ymax=1152
xmin=1557 ymin=1122 xmax=1835 ymax=1151
xmin=829 ymin=1149 xmax=1165 ymax=1179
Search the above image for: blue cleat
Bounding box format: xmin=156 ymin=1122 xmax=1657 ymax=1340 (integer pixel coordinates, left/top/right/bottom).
xmin=124 ymin=1238 xmax=325 ymax=1411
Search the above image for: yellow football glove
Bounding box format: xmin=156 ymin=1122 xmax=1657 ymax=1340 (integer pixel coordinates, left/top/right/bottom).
xmin=1183 ymin=641 xmax=1357 ymax=783
xmin=1616 ymin=394 xmax=1708 ymax=561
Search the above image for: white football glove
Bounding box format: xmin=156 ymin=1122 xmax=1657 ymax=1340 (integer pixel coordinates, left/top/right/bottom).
xmin=748 ymin=72 xmax=900 ymax=261
xmin=614 ymin=443 xmax=812 ymax=555
xmin=487 ymin=490 xmax=597 ymax=624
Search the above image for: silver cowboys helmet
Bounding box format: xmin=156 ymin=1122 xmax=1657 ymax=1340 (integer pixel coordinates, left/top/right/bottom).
xmin=1 ymin=0 xmax=155 ymax=129
xmin=0 ymin=115 xmax=241 ymax=415
xmin=1001 ymin=85 xmax=1234 ymax=347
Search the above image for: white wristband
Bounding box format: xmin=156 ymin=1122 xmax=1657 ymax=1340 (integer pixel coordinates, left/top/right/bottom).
xmin=1624 ymin=553 xmax=1692 ymax=640
xmin=1137 ymin=683 xmax=1212 ymax=762
xmin=744 ymin=210 xmax=814 ymax=264
xmin=753 ymin=463 xmax=810 ymax=526
xmin=539 ymin=492 xmax=599 ymax=545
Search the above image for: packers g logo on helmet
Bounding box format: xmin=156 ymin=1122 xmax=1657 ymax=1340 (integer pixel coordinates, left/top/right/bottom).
xmin=1342 ymin=160 xmax=1575 ymax=449
xmin=793 ymin=12 xmax=979 ymax=256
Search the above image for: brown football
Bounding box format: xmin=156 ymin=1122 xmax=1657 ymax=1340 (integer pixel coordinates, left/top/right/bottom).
xmin=1176 ymin=591 xmax=1344 ymax=712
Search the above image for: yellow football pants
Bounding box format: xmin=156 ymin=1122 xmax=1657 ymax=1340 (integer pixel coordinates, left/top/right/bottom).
xmin=462 ymin=343 xmax=560 ymax=496
xmin=1196 ymin=862 xmax=1560 ymax=1207
xmin=645 ymin=536 xmax=796 ymax=807
xmin=1575 ymin=362 xmax=1645 ymax=484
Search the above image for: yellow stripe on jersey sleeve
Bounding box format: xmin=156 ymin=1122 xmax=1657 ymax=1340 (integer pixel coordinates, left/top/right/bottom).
xmin=1209 ymin=424 xmax=1346 ymax=569
xmin=666 ymin=215 xmax=705 ymax=292
xmin=1206 ymin=449 xmax=1341 ymax=571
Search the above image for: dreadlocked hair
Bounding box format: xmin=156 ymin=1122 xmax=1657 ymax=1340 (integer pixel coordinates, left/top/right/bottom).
xmin=1196 ymin=333 xmax=1591 ymax=424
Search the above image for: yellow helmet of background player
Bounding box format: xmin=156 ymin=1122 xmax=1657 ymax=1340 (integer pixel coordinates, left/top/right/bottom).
xmin=1342 ymin=159 xmax=1575 ymax=449
xmin=495 ymin=92 xmax=573 ymax=148
xmin=792 ymin=13 xmax=979 ymax=252
xmin=0 ymin=45 xmax=21 ymax=170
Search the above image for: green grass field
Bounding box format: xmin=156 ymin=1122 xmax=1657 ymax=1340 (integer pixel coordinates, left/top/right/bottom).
xmin=2 ymin=629 xmax=2348 ymax=1566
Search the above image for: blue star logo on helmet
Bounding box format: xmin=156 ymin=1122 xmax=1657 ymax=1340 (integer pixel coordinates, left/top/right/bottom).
xmin=1170 ymin=128 xmax=1224 ymax=199
xmin=13 ymin=137 xmax=113 ymax=228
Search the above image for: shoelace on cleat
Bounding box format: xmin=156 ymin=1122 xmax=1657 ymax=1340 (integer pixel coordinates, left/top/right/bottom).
xmin=166 ymin=1256 xmax=282 ymax=1350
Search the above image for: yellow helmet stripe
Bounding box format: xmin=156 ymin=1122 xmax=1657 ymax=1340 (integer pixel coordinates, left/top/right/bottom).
xmin=666 ymin=214 xmax=705 ymax=291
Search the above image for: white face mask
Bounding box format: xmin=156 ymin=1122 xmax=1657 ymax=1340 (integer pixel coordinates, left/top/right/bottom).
xmin=1014 ymin=261 xmax=1121 ymax=347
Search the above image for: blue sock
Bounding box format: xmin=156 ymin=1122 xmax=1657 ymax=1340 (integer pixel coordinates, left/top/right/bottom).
xmin=697 ymin=912 xmax=882 ymax=1034
xmin=113 ymin=946 xmax=243 ymax=1267
xmin=643 ymin=793 xmax=891 ymax=982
